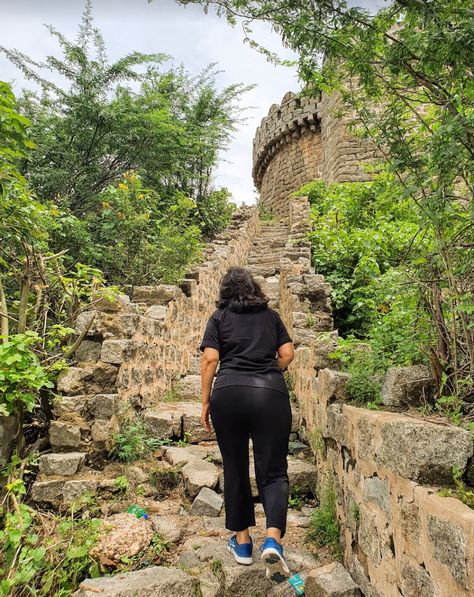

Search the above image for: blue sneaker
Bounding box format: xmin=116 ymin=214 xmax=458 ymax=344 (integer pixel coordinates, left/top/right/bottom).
xmin=227 ymin=535 xmax=253 ymax=565
xmin=260 ymin=537 xmax=290 ymax=582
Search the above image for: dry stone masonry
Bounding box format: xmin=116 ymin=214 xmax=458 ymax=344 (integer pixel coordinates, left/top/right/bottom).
xmin=29 ymin=89 xmax=474 ymax=596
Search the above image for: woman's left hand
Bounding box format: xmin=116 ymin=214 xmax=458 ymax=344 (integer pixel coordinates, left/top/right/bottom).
xmin=201 ymin=402 xmax=211 ymax=433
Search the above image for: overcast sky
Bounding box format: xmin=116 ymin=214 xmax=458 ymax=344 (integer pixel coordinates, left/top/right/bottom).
xmin=0 ymin=0 xmax=385 ymax=206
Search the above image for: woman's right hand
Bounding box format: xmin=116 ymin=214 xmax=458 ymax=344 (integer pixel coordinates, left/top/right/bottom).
xmin=201 ymin=402 xmax=211 ymax=433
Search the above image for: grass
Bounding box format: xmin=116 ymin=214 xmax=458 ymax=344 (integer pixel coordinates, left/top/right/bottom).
xmin=307 ymin=474 xmax=342 ymax=559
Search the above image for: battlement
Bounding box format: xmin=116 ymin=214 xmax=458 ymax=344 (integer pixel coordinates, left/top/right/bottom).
xmin=252 ymin=91 xmax=321 ymax=186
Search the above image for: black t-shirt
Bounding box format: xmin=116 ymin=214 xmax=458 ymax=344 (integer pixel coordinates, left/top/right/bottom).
xmin=199 ymin=307 xmax=292 ymax=395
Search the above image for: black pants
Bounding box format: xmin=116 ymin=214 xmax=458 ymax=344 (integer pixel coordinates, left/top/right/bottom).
xmin=210 ymin=385 xmax=292 ymax=538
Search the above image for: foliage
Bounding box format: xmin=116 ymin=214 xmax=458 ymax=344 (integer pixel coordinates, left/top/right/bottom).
xmin=112 ymin=416 xmax=161 ymax=463
xmin=0 ymin=461 xmax=101 ymax=596
xmin=307 ymin=474 xmax=341 ymax=557
xmin=288 ymin=484 xmax=304 ymax=510
xmin=438 ymin=466 xmax=474 ymax=509
xmin=2 ymin=2 xmax=247 ymax=252
xmin=87 ymin=172 xmax=202 ymax=285
xmin=176 ymin=0 xmax=474 ymax=416
xmin=0 ymin=333 xmax=53 ymax=416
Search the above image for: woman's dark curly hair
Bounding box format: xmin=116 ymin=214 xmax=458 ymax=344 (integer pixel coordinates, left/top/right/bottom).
xmin=216 ymin=267 xmax=269 ymax=312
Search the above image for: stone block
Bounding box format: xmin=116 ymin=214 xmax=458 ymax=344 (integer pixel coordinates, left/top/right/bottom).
xmin=30 ymin=480 xmax=64 ymax=503
xmin=175 ymin=375 xmax=201 ymax=401
xmin=49 ymin=421 xmax=82 ymax=451
xmin=150 ymin=515 xmax=186 ymax=544
xmin=427 ymin=514 xmax=467 ymax=586
xmin=190 ymin=486 xmax=223 ymax=517
xmin=377 ymin=418 xmax=473 ymax=483
xmin=145 ymin=305 xmax=167 ymax=320
xmin=57 ymin=367 xmax=91 ymax=395
xmin=75 ymin=339 xmax=102 ymax=363
xmin=144 ymin=409 xmax=182 ymax=439
xmin=181 ymin=402 xmax=216 ymax=442
xmin=100 ymin=339 xmax=132 ymax=364
xmin=305 ymin=562 xmax=361 ymax=596
xmin=62 ymin=480 xmax=98 ymax=503
xmin=39 ymin=452 xmax=86 ymax=476
xmin=400 ymin=556 xmax=436 ymax=597
xmin=73 ymin=565 xmax=197 ymax=596
xmin=91 ymin=418 xmax=119 ymax=448
xmin=362 ymin=476 xmax=390 ymax=518
xmin=381 ymin=365 xmax=435 ymax=408
xmin=358 ymin=508 xmax=382 ymax=567
xmin=182 ymin=458 xmax=219 ymax=497
xmin=53 ymin=395 xmax=88 ymax=419
xmin=132 ymin=285 xmax=182 ymax=305
xmin=326 ymin=403 xmax=350 ymax=447
xmin=89 ymin=393 xmax=118 ymax=419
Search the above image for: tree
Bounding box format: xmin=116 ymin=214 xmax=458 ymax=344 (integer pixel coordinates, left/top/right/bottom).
xmin=176 ymin=0 xmax=474 ymax=414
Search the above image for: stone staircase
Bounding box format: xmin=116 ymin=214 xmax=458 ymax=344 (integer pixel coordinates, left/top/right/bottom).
xmin=30 ymin=205 xmax=362 ymax=596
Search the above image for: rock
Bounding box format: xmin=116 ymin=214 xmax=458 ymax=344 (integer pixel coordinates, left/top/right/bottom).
xmin=362 ymin=476 xmax=390 ymax=518
xmin=89 ymin=393 xmax=118 ymax=419
xmin=132 ymin=285 xmax=182 ymax=305
xmin=62 ymin=480 xmax=98 ymax=503
xmin=75 ymin=339 xmax=102 ymax=363
xmin=377 ymin=418 xmax=473 ymax=484
xmin=288 ymin=458 xmax=317 ymax=493
xmin=181 ymin=402 xmax=216 ymax=442
xmin=288 ymin=441 xmax=310 ymax=456
xmin=223 ymin=563 xmax=274 ymax=595
xmin=0 ymin=414 xmax=18 ymax=468
xmin=151 ymin=514 xmax=186 ymax=544
xmin=100 ymin=339 xmax=132 ymax=364
xmin=400 ymin=556 xmax=436 ymax=597
xmin=91 ymin=418 xmax=119 ymax=448
xmin=163 ymin=445 xmax=210 ymax=466
xmin=305 ymin=562 xmax=361 ymax=597
xmin=182 ymin=458 xmax=219 ymax=497
xmin=73 ymin=565 xmax=197 ymax=596
xmin=427 ymin=514 xmax=467 ymax=586
xmin=57 ymin=367 xmax=91 ymax=395
xmin=145 ymin=305 xmax=168 ymax=320
xmin=49 ymin=421 xmax=82 ymax=451
xmin=39 ymin=452 xmax=86 ymax=476
xmin=91 ymin=293 xmax=128 ymax=312
xmin=88 ymin=362 xmax=118 ymax=393
xmin=198 ymin=569 xmax=222 ymax=597
xmin=175 ymin=375 xmax=201 ymax=401
xmin=287 ymin=513 xmax=310 ymax=527
xmin=53 ymin=395 xmax=88 ymax=419
xmin=30 ymin=480 xmax=64 ymax=503
xmin=190 ymin=487 xmax=223 ymax=517
xmin=125 ymin=465 xmax=149 ymax=485
xmin=381 ymin=365 xmax=435 ymax=407
xmin=90 ymin=513 xmax=153 ymax=563
xmin=144 ymin=409 xmax=181 ymax=439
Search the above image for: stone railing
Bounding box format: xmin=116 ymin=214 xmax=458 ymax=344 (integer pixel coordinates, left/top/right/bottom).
xmin=282 ymin=196 xmax=474 ymax=595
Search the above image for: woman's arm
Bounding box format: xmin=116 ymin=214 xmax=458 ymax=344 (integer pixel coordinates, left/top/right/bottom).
xmin=277 ymin=341 xmax=294 ymax=371
xmin=201 ymin=347 xmax=219 ymax=432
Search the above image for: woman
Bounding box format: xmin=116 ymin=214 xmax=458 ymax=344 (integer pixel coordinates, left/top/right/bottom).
xmin=200 ymin=266 xmax=295 ymax=582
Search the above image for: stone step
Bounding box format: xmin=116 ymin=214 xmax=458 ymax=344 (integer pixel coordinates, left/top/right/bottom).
xmin=144 ymin=401 xmax=215 ymax=443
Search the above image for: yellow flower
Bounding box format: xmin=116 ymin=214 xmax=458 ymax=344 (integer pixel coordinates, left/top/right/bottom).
xmin=102 ymin=201 xmax=111 ymax=209
xmin=137 ymin=193 xmax=144 ymax=199
xmin=118 ymin=183 xmax=128 ymax=191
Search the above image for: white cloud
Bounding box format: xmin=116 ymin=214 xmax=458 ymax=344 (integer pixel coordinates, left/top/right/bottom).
xmin=0 ymin=0 xmax=386 ymax=205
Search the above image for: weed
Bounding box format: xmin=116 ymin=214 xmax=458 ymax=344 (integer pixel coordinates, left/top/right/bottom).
xmin=307 ymin=427 xmax=325 ymax=456
xmin=162 ymin=387 xmax=179 ymax=403
xmin=351 ymin=501 xmax=360 ymax=523
xmin=438 ymin=466 xmax=474 ymax=509
xmin=211 ymin=558 xmax=223 ymax=578
xmin=307 ymin=473 xmax=341 ymax=558
xmin=149 ymin=466 xmax=181 ymax=497
xmin=289 ymin=485 xmax=304 ymax=510
xmin=113 ymin=475 xmax=129 ymax=493
xmin=257 ymin=202 xmax=276 ymax=222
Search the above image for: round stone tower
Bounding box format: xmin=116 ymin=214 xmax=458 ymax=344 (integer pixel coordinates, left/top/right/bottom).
xmin=253 ymin=91 xmax=374 ymax=220
xmin=252 ymin=91 xmax=322 ymax=222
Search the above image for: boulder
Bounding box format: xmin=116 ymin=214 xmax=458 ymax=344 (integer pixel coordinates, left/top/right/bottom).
xmin=100 ymin=339 xmax=132 ymax=364
xmin=57 ymin=367 xmax=91 ymax=395
xmin=151 ymin=514 xmax=186 ymax=544
xmin=181 ymin=402 xmax=216 ymax=442
xmin=39 ymin=452 xmax=86 ymax=476
xmin=182 ymin=458 xmax=219 ymax=497
xmin=74 ymin=566 xmax=197 ymax=597
xmin=381 ymin=365 xmax=435 ymax=407
xmin=190 ymin=487 xmax=223 ymax=517
xmin=132 ymin=285 xmax=182 ymax=305
xmin=90 ymin=418 xmax=119 ymax=448
xmin=53 ymin=395 xmax=88 ymax=419
xmin=49 ymin=421 xmax=82 ymax=451
xmin=163 ymin=445 xmax=210 ymax=466
xmin=305 ymin=562 xmax=361 ymax=597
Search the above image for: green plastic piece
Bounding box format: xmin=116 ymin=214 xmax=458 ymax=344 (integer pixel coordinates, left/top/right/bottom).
xmin=287 ymin=573 xmax=305 ymax=596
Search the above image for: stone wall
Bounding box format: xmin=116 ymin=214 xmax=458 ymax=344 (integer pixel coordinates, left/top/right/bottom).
xmin=52 ymin=206 xmax=259 ymax=458
xmin=280 ymin=200 xmax=474 ymax=595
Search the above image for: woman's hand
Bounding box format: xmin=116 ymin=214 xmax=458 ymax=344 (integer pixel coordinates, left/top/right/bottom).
xmin=201 ymin=402 xmax=211 ymax=433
